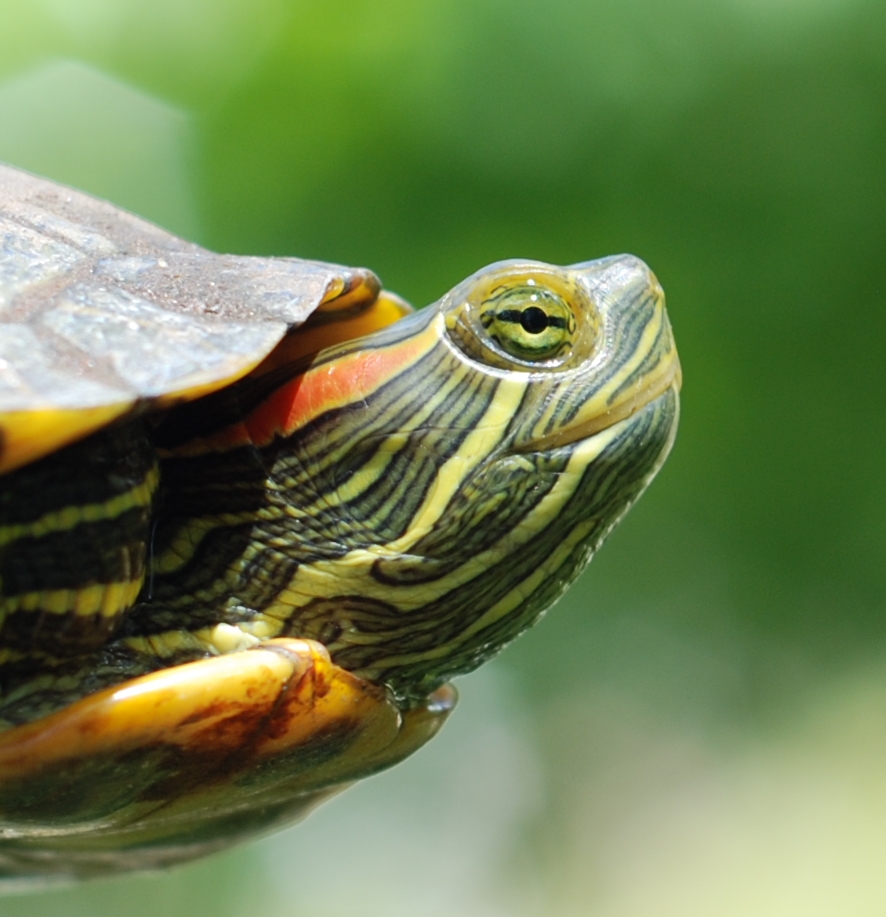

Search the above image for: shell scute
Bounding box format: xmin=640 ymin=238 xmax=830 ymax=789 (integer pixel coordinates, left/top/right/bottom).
xmin=0 ymin=165 xmax=380 ymax=472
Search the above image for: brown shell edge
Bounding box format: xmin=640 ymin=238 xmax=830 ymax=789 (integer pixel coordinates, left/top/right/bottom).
xmin=0 ymin=165 xmax=380 ymax=471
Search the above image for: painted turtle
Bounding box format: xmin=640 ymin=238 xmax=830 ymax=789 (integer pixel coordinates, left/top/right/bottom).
xmin=0 ymin=165 xmax=680 ymax=883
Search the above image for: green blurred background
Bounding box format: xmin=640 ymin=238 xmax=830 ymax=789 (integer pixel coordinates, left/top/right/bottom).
xmin=1 ymin=0 xmax=885 ymax=913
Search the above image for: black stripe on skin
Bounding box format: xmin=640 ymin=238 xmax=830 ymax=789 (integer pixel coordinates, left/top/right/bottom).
xmin=371 ymin=448 xmax=568 ymax=586
xmin=283 ymin=596 xmax=395 ymax=638
xmin=0 ymin=420 xmax=155 ymax=527
xmin=605 ymin=318 xmax=670 ymax=406
xmin=593 ymin=285 xmax=659 ymax=399
xmin=330 ymin=390 xmax=678 ymax=701
xmin=0 ymin=507 xmax=149 ymax=594
xmin=266 ymin=348 xmax=496 ymax=542
xmin=127 ymin=347 xmax=498 ymax=637
xmin=122 ymin=598 xmax=234 ymax=638
xmin=140 ymin=523 xmax=260 ymax=606
xmin=298 ymin=362 xmax=495 ymax=539
xmin=0 ymin=422 xmax=154 ymax=594
xmin=0 ymin=605 xmax=121 ymax=653
xmin=537 ymin=284 xmax=661 ymax=436
xmin=0 ymin=421 xmax=155 ymax=660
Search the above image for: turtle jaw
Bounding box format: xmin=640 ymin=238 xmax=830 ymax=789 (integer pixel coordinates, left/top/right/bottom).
xmin=362 ymin=383 xmax=681 ymax=703
xmin=540 ymin=383 xmax=681 ymax=493
xmin=515 ymin=358 xmax=682 ymax=455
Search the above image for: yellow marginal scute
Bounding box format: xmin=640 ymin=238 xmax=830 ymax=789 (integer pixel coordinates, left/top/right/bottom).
xmin=0 ymin=404 xmax=134 ymax=475
xmin=251 ymin=290 xmax=413 ymax=376
xmin=0 ymin=642 xmax=308 ymax=772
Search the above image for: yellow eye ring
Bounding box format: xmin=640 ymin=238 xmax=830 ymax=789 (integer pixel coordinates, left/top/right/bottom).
xmin=444 ymin=263 xmax=598 ymax=372
xmin=479 ymin=285 xmax=576 ymax=361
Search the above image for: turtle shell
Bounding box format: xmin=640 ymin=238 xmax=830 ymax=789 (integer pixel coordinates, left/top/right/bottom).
xmin=0 ymin=163 xmax=394 ymax=473
xmin=0 ymin=166 xmax=445 ymax=885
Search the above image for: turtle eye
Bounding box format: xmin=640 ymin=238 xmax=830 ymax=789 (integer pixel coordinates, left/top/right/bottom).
xmin=479 ymin=285 xmax=575 ymax=361
xmin=444 ymin=263 xmax=597 ymax=371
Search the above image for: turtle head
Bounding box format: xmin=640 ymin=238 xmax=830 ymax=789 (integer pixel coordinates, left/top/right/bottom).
xmin=269 ymin=255 xmax=681 ymax=701
xmin=438 ymin=254 xmax=680 ymax=454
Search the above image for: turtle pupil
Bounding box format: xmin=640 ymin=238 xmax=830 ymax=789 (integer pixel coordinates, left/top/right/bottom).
xmin=520 ymin=306 xmax=548 ymax=334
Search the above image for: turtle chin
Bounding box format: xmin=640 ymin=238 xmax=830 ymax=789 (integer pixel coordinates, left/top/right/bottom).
xmin=485 ymin=383 xmax=680 ymax=624
xmin=347 ymin=385 xmax=679 ymax=701
xmin=533 ymin=382 xmax=681 ymax=487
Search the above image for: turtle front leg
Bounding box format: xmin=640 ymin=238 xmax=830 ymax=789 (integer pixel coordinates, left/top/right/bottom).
xmin=0 ymin=638 xmax=455 ymax=883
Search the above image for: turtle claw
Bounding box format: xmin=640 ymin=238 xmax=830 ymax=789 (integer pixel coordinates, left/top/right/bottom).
xmin=0 ymin=639 xmax=455 ymax=882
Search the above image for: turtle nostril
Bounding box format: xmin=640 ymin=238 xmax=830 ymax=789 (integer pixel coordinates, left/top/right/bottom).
xmin=520 ymin=306 xmax=548 ymax=334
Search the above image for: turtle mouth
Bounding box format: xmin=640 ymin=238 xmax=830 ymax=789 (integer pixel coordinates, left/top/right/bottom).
xmin=516 ymin=352 xmax=682 ymax=454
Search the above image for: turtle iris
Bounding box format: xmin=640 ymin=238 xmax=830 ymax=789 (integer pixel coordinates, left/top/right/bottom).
xmin=479 ymin=286 xmax=576 ymax=361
